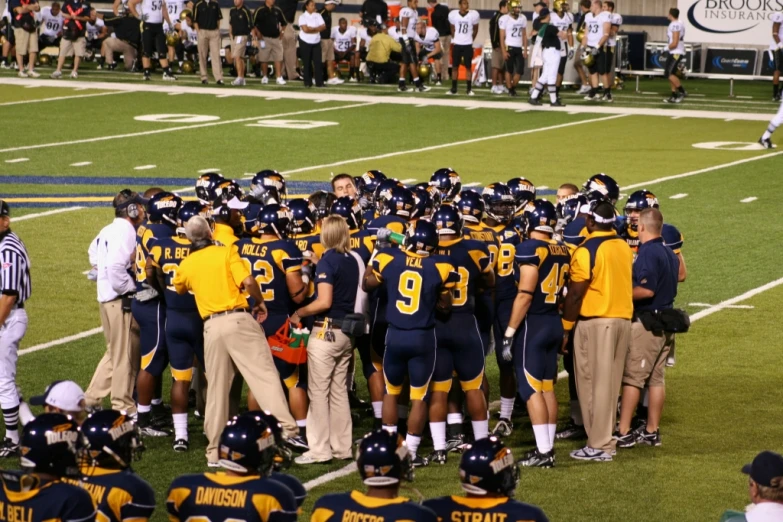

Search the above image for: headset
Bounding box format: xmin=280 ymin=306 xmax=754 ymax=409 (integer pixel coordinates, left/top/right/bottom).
xmin=115 ymin=189 xmax=141 ymax=220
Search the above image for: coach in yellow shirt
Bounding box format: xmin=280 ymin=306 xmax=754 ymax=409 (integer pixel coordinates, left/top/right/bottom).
xmin=366 ymin=23 xmax=402 ymax=83
xmin=172 ymin=215 xmax=298 ymax=466
xmin=562 ymin=200 xmax=633 ymax=463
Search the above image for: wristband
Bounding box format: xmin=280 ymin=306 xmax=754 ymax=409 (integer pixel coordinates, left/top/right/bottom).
xmin=504 ymin=327 xmax=516 ymax=338
xmin=562 ymin=319 xmax=575 ymax=332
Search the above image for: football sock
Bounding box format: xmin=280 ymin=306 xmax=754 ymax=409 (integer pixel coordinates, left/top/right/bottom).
xmin=500 ymin=397 xmax=514 ymax=420
xmin=372 ymin=401 xmax=383 ymax=419
xmin=151 ymin=397 xmax=162 ymax=406
xmin=763 ymin=129 xmax=773 ymax=140
xmin=143 ymin=67 xmax=151 ymax=76
xmin=548 ymin=85 xmax=558 ymax=103
xmin=398 ymin=78 xmax=405 ymax=88
xmin=173 ymin=413 xmax=188 ymax=441
xmin=556 ymin=85 xmax=561 ymax=96
xmin=447 ymin=414 xmax=463 ymax=438
xmin=138 ymin=403 xmax=152 ymax=414
xmin=677 ymin=86 xmax=685 ymax=94
xmin=533 ymin=424 xmax=552 ymax=454
xmin=430 ymin=422 xmax=447 ymax=451
xmin=603 ymin=86 xmax=611 ymax=95
xmin=589 ymin=87 xmax=597 ymax=97
xmin=465 ymin=79 xmax=471 ymax=92
xmin=18 ymin=402 xmax=34 ymax=427
xmin=382 ymin=424 xmax=397 ymax=434
xmin=547 ymin=424 xmax=557 ymax=447
xmin=471 ymin=419 xmax=489 ymax=440
xmin=349 ymin=66 xmax=356 ymax=78
xmin=405 ymin=433 xmax=421 ymax=458
xmin=775 ymin=83 xmax=780 ymax=97
xmin=3 ymin=406 xmax=19 ymax=444
xmin=451 ymin=78 xmax=458 ymax=92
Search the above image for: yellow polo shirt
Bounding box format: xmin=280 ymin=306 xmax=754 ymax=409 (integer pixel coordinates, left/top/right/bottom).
xmin=570 ymin=230 xmax=634 ymax=320
xmin=367 ymin=33 xmax=402 ymax=63
xmin=172 ymin=244 xmax=250 ymax=318
xmin=213 ymin=222 xmax=238 ymax=246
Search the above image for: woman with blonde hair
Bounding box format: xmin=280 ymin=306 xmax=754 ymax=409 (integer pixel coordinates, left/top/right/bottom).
xmin=291 ymin=216 xmax=364 ymax=464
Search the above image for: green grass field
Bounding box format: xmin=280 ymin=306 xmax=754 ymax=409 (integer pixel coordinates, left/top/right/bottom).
xmin=1 ymin=74 xmax=782 ymax=522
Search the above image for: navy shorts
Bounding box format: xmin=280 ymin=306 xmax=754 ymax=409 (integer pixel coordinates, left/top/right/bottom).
xmin=264 ymin=314 xmax=307 ymax=390
xmin=165 ymin=308 xmax=204 ymax=382
xmin=493 ymin=299 xmax=514 ymax=369
xmin=383 ymin=325 xmax=436 ymax=401
xmin=514 ymin=314 xmax=562 ymax=401
xmin=432 ymin=313 xmax=485 ymax=393
xmin=132 ymin=299 xmax=168 ymax=377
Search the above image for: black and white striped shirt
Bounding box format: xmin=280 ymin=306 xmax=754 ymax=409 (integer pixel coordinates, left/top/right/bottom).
xmin=0 ymin=230 xmax=32 ymax=304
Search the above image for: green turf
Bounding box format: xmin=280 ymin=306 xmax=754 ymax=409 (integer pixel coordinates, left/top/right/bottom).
xmin=2 ymin=82 xmax=783 ymax=522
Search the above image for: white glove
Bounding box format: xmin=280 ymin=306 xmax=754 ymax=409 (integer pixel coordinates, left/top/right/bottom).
xmin=501 ymin=337 xmax=514 ymax=362
xmin=376 ymin=227 xmax=392 ymax=241
xmin=590 ymin=47 xmax=599 ymax=56
xmin=87 ymin=267 xmax=98 ymax=281
xmin=135 ymin=283 xmax=159 ymax=302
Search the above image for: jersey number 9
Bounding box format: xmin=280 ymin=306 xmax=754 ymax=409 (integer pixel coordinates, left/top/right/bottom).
xmin=396 ymin=270 xmax=422 ymax=315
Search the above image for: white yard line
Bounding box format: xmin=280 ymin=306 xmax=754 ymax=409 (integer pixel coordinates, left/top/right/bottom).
xmin=18 ymin=327 xmax=103 ymax=356
xmin=689 ymin=302 xmax=754 ymax=309
xmin=5 ymin=158 xmax=29 ymax=163
xmin=303 ymin=463 xmax=358 ymax=491
xmin=70 ymin=161 xmax=93 ymax=167
xmin=740 ymin=197 xmax=758 ymax=203
xmin=13 ymin=207 xmax=85 ymax=221
xmin=670 ymin=193 xmax=688 ymax=199
xmin=0 ymin=102 xmax=375 ymax=154
xmin=134 ymin=165 xmax=157 ymax=170
xmin=0 ymin=90 xmax=131 ymax=107
xmin=689 ymin=278 xmax=783 ymax=322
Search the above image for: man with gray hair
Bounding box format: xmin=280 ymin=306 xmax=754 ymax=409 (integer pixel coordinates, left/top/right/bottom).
xmin=173 ymin=216 xmax=298 ymax=467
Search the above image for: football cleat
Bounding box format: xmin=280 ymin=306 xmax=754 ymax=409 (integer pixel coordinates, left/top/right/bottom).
xmin=492 ymin=418 xmax=514 ymax=438
xmin=398 ymin=84 xmax=408 ymax=92
xmin=550 ymin=99 xmax=566 ymax=107
xmin=447 ymin=89 xmax=457 ymax=95
xmin=528 ymin=97 xmax=542 ymax=106
xmin=602 ymin=92 xmax=613 ymax=103
xmin=0 ymin=438 xmax=19 ymax=458
xmin=518 ymin=449 xmax=554 ymax=468
xmin=467 ymin=90 xmax=475 ymax=96
xmin=613 ymin=431 xmax=637 ymax=449
xmin=139 ymin=425 xmax=171 ymax=437
xmin=411 ymin=454 xmax=429 ymax=468
xmin=173 ymin=439 xmax=189 ymax=452
xmin=759 ymin=137 xmax=775 ymax=149
xmin=286 ymin=435 xmax=309 ymax=452
xmin=428 ymin=449 xmax=448 ymax=465
xmin=163 ymin=72 xmax=177 ymax=81
xmin=636 ymin=429 xmax=661 ymax=447
xmin=445 ymin=433 xmax=467 ymax=453
xmin=555 ymin=421 xmax=587 ymax=440
xmin=417 ymin=84 xmax=431 ymax=92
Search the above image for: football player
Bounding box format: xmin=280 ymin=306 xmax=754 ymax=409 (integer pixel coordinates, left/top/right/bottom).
xmin=664 ymin=8 xmax=687 ymax=104
xmin=429 ymin=168 xmax=462 ymax=204
xmin=413 ymin=20 xmax=443 ymax=82
xmin=363 ymin=221 xmax=458 ymax=466
xmin=331 ymin=173 xmax=358 ymax=200
xmin=580 ymin=0 xmax=612 ymax=101
xmin=447 ymin=0 xmax=480 ymax=95
xmin=498 ymin=0 xmax=527 ymax=97
xmin=507 ymin=176 xmax=536 ymax=225
xmin=481 ymin=183 xmax=520 ymax=437
xmin=397 ymin=0 xmax=430 ymax=92
xmin=355 ymin=170 xmax=387 ymax=221
xmin=251 ymin=411 xmax=306 ymax=509
xmin=146 ymin=201 xmax=209 ymax=451
xmin=244 ymin=170 xmax=285 ymax=236
xmin=133 ymin=191 xmax=182 ymax=438
xmin=331 ymin=18 xmax=358 ymax=81
xmin=331 ymin=197 xmax=373 ymax=264
xmin=411 ymin=184 xmax=438 ymax=222
xmin=235 ymin=205 xmax=310 ymax=452
xmin=501 ymin=200 xmax=570 ymax=468
xmin=0 ymin=414 xmax=95 ymax=522
xmin=551 ymin=0 xmax=574 ymax=98
xmin=603 ymin=1 xmax=621 ymax=93
xmin=38 ymin=2 xmax=64 ymax=51
xmin=128 ymin=0 xmax=177 ymax=80
xmin=76 ymin=410 xmax=155 ymax=522
xmin=582 ymin=173 xmax=620 ymax=206
xmin=366 ymin=183 xmax=411 ymax=236
xmin=556 ymin=182 xmax=579 ymax=204
xmin=311 ymin=430 xmax=437 ymax=522
xmin=195 ymin=172 xmax=224 ymax=205
xmin=167 ymin=413 xmax=298 ymax=522
xmin=212 ymin=189 xmax=248 ymax=247
xmin=423 ymin=437 xmax=549 ymax=522
xmin=429 ymin=205 xmax=494 ymax=464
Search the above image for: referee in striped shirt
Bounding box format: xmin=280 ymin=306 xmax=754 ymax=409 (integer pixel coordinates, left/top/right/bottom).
xmin=0 ymin=200 xmax=31 ymax=458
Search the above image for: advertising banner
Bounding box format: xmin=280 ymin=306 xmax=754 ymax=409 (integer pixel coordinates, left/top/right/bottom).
xmin=678 ymin=0 xmax=781 ymax=46
xmin=703 ymin=47 xmax=758 ymax=75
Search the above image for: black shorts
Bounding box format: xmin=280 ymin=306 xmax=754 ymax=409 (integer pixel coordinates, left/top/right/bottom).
xmin=141 ymin=21 xmax=167 ymax=57
xmin=87 ymin=38 xmax=103 ymax=51
xmin=663 ymin=52 xmax=684 ymax=78
xmin=558 ymin=51 xmax=567 ymax=75
xmin=39 ymin=34 xmax=61 ymax=49
xmin=418 ymin=48 xmax=442 ymax=61
xmin=775 ymin=48 xmax=783 ymax=73
xmin=4 ymin=22 xmax=14 ymax=45
xmin=400 ymin=38 xmax=416 ymax=64
xmin=505 ymin=46 xmax=524 ymax=76
xmin=452 ymin=43 xmax=473 ymax=69
xmin=334 ymin=49 xmax=354 ymax=61
xmin=588 ymin=47 xmax=611 ymax=75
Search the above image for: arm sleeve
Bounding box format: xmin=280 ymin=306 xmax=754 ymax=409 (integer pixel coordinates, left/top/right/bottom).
xmin=107 ymin=233 xmax=137 ymax=295
xmin=569 ymin=247 xmax=591 ymax=283
xmin=514 ymin=241 xmax=541 ymax=267
xmin=314 ymin=256 xmax=335 ymax=285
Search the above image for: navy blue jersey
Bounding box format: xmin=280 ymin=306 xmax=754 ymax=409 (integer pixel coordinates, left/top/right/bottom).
xmin=291 ymin=230 xmax=324 ymax=259
xmin=312 ymin=491 xmax=437 ymax=522
xmin=463 ymin=224 xmax=500 ymax=270
xmin=371 ymin=248 xmax=458 ymax=330
xmin=486 ymin=223 xmax=521 ymax=302
xmin=365 ymin=215 xmax=407 ymax=236
xmin=361 ymin=209 xmax=377 ymax=223
xmin=313 ymin=249 xmax=361 ymax=321
xmin=235 ymin=237 xmax=303 ymax=317
xmin=135 ymin=223 xmax=174 ymax=292
xmin=563 ymin=216 xmax=588 ymax=254
xmin=423 ymin=495 xmax=549 ymax=522
xmin=0 ymin=471 xmax=95 ymax=522
xmin=167 ymin=472 xmax=297 ymax=522
xmin=148 ymin=235 xmax=196 ymax=311
xmin=432 ymin=238 xmax=491 ymax=314
xmin=661 ymin=223 xmax=684 ymax=254
xmin=269 ymin=473 xmax=305 ymax=509
xmin=514 ymin=238 xmax=571 ymax=315
xmin=349 ymin=229 xmax=374 ymax=265
xmin=71 ymin=467 xmax=155 ymax=522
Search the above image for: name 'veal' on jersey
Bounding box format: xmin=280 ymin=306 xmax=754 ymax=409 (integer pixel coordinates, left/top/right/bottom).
xmin=498 ymin=13 xmax=526 ymax=48
xmin=399 ymin=6 xmax=418 ymax=35
xmin=448 ymin=9 xmax=480 ymax=46
xmin=608 ymin=12 xmax=622 ymax=46
xmin=549 ymin=11 xmax=572 ymax=46
xmin=39 ymin=7 xmax=64 ymax=37
xmin=86 ymin=18 xmax=104 ymax=40
xmin=584 ymin=11 xmax=610 ymax=47
xmin=413 ymin=26 xmax=439 ymax=51
xmin=667 ymin=20 xmax=685 ymax=54
xmin=141 ymin=0 xmax=165 ymax=24
xmin=331 ymin=26 xmax=356 ymax=52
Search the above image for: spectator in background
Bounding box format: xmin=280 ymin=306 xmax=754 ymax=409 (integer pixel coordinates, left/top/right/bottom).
xmin=427 ymin=0 xmax=450 ymax=82
xmin=1 ymin=5 xmax=16 ymax=70
xmin=720 ymin=451 xmax=783 ymax=522
xmin=291 ymin=216 xmax=361 ymax=465
xmin=50 ymin=0 xmax=90 ymax=79
xmin=85 ymin=9 xmax=107 ymax=67
xmin=229 ymin=0 xmax=252 ymax=86
xmin=38 ymin=2 xmax=63 ymax=52
xmin=298 ymin=0 xmax=326 ymax=88
xmin=252 ymin=0 xmax=287 ymax=85
xmin=10 ymin=0 xmax=40 ymax=78
xmin=319 ymin=0 xmax=343 ymax=84
xmin=276 ymin=0 xmax=299 ymax=80
xmin=101 ymin=11 xmax=140 ymax=70
xmin=193 ymin=0 xmax=224 ymax=84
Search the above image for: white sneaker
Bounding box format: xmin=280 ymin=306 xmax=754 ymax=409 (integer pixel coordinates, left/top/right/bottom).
xmin=261 ymin=76 xmax=269 ymax=84
xmin=231 ymin=77 xmax=244 ymax=86
xmin=435 ymin=80 xmax=441 ymax=86
xmin=28 ymin=70 xmax=40 ymax=78
xmin=467 ymin=90 xmax=475 ymax=96
xmin=276 ymin=76 xmax=286 ymax=85
xmin=18 ymin=71 xmax=28 ymax=78
xmin=70 ymin=71 xmax=79 ymax=79
xmin=502 ymin=86 xmax=509 ymax=93
xmin=326 ymin=77 xmax=343 ymax=85
xmin=577 ymin=85 xmax=591 ymax=94
xmin=0 ymin=62 xmax=10 ymax=69
xmin=50 ymin=70 xmax=62 ymax=79
xmin=349 ymin=76 xmax=358 ymax=82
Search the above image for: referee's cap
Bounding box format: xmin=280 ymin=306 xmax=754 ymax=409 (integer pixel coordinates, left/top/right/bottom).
xmin=0 ymin=200 xmax=9 ymax=218
xmin=30 ymin=380 xmax=86 ymax=413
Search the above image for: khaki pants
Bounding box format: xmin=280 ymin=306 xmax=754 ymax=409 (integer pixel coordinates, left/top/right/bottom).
xmin=282 ymin=24 xmax=298 ymax=79
xmin=103 ymin=38 xmax=136 ymax=70
xmin=573 ymin=317 xmax=630 ymax=454
xmin=623 ymin=322 xmax=671 ymax=389
xmin=440 ymin=35 xmax=451 ymax=78
xmin=304 ymin=326 xmax=353 ymax=460
xmin=197 ymin=28 xmax=223 ymax=81
xmin=203 ymin=312 xmax=296 ymax=463
xmin=85 ymin=300 xmax=140 ymax=413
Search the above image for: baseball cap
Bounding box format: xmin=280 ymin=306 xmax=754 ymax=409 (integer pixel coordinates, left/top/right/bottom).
xmin=742 ymin=451 xmax=783 ymax=487
xmin=539 ymin=7 xmax=550 ymax=17
xmin=29 ymin=380 xmax=86 ymax=412
xmin=0 ymin=200 xmax=9 ymax=218
xmin=325 ymin=0 xmax=340 ymax=4
xmin=213 ymin=196 xmax=249 ymax=214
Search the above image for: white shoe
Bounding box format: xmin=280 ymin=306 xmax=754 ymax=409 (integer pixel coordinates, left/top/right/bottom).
xmin=50 ymin=70 xmax=62 ymax=79
xmin=502 ymin=86 xmax=509 ymax=93
xmin=0 ymin=62 xmax=10 ymax=69
xmin=231 ymin=77 xmax=244 ymax=86
xmin=435 ymin=80 xmax=441 ymax=86
xmin=261 ymin=76 xmax=269 ymax=84
xmin=446 ymin=89 xmax=456 ymax=95
xmin=70 ymin=71 xmax=79 ymax=79
xmin=349 ymin=76 xmax=358 ymax=82
xmin=28 ymin=70 xmax=40 ymax=78
xmin=467 ymin=90 xmax=475 ymax=96
xmin=276 ymin=76 xmax=286 ymax=85
xmin=17 ymin=71 xmax=28 ymax=78
xmin=327 ymin=77 xmax=344 ymax=85
xmin=577 ymin=85 xmax=591 ymax=94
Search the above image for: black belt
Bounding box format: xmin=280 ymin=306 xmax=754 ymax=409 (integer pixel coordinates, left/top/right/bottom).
xmin=205 ymin=308 xmax=250 ymax=322
xmin=313 ymin=318 xmax=342 ymax=329
xmin=13 ymin=303 xmax=23 ymax=310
